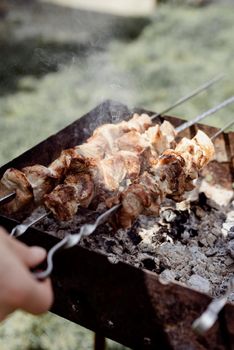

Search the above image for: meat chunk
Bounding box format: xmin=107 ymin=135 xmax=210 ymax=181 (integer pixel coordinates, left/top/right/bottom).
xmin=117 ymin=131 xmax=215 ymax=228
xmin=0 ymin=168 xmax=33 ymax=214
xmin=23 ymin=165 xmax=58 ymax=203
xmin=44 ymin=172 xmax=94 ymax=221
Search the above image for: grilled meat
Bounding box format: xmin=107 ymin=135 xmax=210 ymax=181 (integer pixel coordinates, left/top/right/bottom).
xmin=44 ymin=130 xmax=214 ymax=223
xmin=0 ymin=169 xmax=33 ymax=214
xmin=117 ymin=130 xmax=215 ymax=228
xmin=0 ymin=114 xmax=177 ymax=214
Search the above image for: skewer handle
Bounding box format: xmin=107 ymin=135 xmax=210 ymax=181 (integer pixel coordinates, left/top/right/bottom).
xmin=10 ymin=209 xmax=49 ymax=237
xmin=33 ymin=204 xmax=121 ymax=280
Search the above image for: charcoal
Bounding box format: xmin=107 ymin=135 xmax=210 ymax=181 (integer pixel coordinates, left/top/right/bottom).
xmin=227 ymin=240 xmax=234 ymax=259
xmin=34 ymin=190 xmax=234 ymax=299
xmin=187 ymin=274 xmax=211 ymax=294
xmin=159 ymin=269 xmax=176 ymax=283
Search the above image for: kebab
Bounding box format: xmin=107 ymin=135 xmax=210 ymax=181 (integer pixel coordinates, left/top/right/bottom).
xmin=116 ymin=130 xmax=215 ymax=228
xmin=0 ymin=113 xmax=175 ymax=215
xmin=32 ymin=97 xmax=234 ymax=221
xmin=23 ymin=120 xmax=234 ymax=281
xmin=114 ymin=119 xmax=234 ymax=228
xmin=2 ymin=96 xmax=234 ymax=224
xmin=0 ymin=76 xmax=226 ymax=213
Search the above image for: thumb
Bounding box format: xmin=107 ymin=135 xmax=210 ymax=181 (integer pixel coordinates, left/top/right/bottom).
xmin=24 ymin=246 xmax=47 ymax=268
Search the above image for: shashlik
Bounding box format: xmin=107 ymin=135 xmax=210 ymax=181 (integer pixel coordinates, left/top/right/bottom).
xmin=0 ymin=113 xmax=176 ymax=214
xmin=117 ymin=130 xmax=215 ymax=228
xmin=44 ymin=130 xmax=215 ymax=223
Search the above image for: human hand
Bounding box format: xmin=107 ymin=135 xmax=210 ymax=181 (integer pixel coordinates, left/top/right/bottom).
xmin=0 ymin=227 xmax=53 ymax=321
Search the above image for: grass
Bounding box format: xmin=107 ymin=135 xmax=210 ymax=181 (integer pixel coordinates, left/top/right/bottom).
xmin=0 ymin=2 xmax=234 ymax=349
xmin=1 ymin=4 xmax=234 ymax=166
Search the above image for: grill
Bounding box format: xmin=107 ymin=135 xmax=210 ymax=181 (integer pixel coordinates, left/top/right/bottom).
xmin=0 ymin=100 xmax=234 ymax=350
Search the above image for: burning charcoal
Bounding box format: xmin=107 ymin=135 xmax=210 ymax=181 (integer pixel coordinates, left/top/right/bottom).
xmin=160 ymin=208 xmax=177 ymax=223
xmin=224 ymin=256 xmax=234 ymax=267
xmin=228 ymin=227 xmax=234 ymax=239
xmin=219 ymin=277 xmax=232 ymax=296
xmin=127 ymin=220 xmax=142 ymax=245
xmin=223 ymin=222 xmax=234 ymax=232
xmin=188 ymin=228 xmax=198 ymax=237
xmin=203 ymin=233 xmax=217 ymax=247
xmin=138 ymin=241 xmax=155 ymax=254
xmin=205 ymin=248 xmax=218 ymax=257
xmin=187 ymin=274 xmax=211 ymax=294
xmin=181 ymin=230 xmax=190 ymax=242
xmin=227 ymin=240 xmax=234 ymax=259
xmin=107 ymin=254 xmax=120 ymax=265
xmin=198 ymin=192 xmax=208 ymax=207
xmin=104 ymin=239 xmax=116 ymax=253
xmin=194 ymin=206 xmax=206 ymax=219
xmin=141 ymin=257 xmax=156 ymax=271
xmin=159 ymin=269 xmax=176 ymax=283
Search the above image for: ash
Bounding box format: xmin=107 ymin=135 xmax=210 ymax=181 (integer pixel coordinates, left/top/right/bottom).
xmin=35 ymin=184 xmax=234 ymax=300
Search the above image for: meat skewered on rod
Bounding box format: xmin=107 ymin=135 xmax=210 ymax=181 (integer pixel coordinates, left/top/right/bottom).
xmin=45 ymin=129 xmax=215 ymax=225
xmin=1 ymin=93 xmax=234 ymax=218
xmin=22 ymin=121 xmax=234 ymax=280
xmin=10 ymin=119 xmax=233 ymax=238
xmin=116 ymin=119 xmax=234 ymax=228
xmin=31 ymin=98 xmax=234 ymax=221
xmin=0 ymin=75 xmax=225 ymax=209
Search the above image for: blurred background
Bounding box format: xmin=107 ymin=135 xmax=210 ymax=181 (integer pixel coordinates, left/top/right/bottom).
xmin=0 ymin=0 xmax=234 ymax=349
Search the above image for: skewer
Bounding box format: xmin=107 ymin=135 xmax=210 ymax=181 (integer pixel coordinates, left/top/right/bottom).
xmin=8 ymin=106 xmax=234 ymax=238
xmin=9 ymin=117 xmax=234 ymax=282
xmin=176 ymin=96 xmax=234 ymax=133
xmin=0 ymin=75 xmax=224 ymax=208
xmin=192 ymin=277 xmax=234 ymax=335
xmin=33 ymin=204 xmax=121 ymax=280
xmin=211 ymin=119 xmax=234 ymax=140
xmin=151 ymin=73 xmax=225 ymax=120
xmin=33 ymin=117 xmax=233 ymax=280
xmin=10 ymin=117 xmax=234 ymax=254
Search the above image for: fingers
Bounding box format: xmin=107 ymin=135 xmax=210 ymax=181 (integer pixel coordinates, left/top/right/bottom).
xmin=0 ymin=228 xmax=47 ymax=268
xmin=18 ymin=246 xmax=47 ymax=268
xmin=0 ymin=226 xmax=54 ymax=315
xmin=19 ymin=278 xmax=54 ymax=315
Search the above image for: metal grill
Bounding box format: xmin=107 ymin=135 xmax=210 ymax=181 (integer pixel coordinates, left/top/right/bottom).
xmin=0 ymin=100 xmax=234 ymax=350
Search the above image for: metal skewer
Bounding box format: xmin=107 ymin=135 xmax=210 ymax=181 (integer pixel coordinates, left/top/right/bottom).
xmin=8 ymin=100 xmax=234 ymax=238
xmin=192 ymin=277 xmax=234 ymax=335
xmin=33 ymin=119 xmax=234 ymax=281
xmin=176 ymin=96 xmax=234 ymax=133
xmin=0 ymin=192 xmax=16 ymax=205
xmin=11 ymin=117 xmax=234 ymax=281
xmin=10 ymin=207 xmax=49 ymax=237
xmin=33 ymin=204 xmax=121 ymax=280
xmin=0 ymin=75 xmax=224 ymax=209
xmin=211 ymin=119 xmax=234 ymax=140
xmin=151 ymin=73 xmax=225 ymax=120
